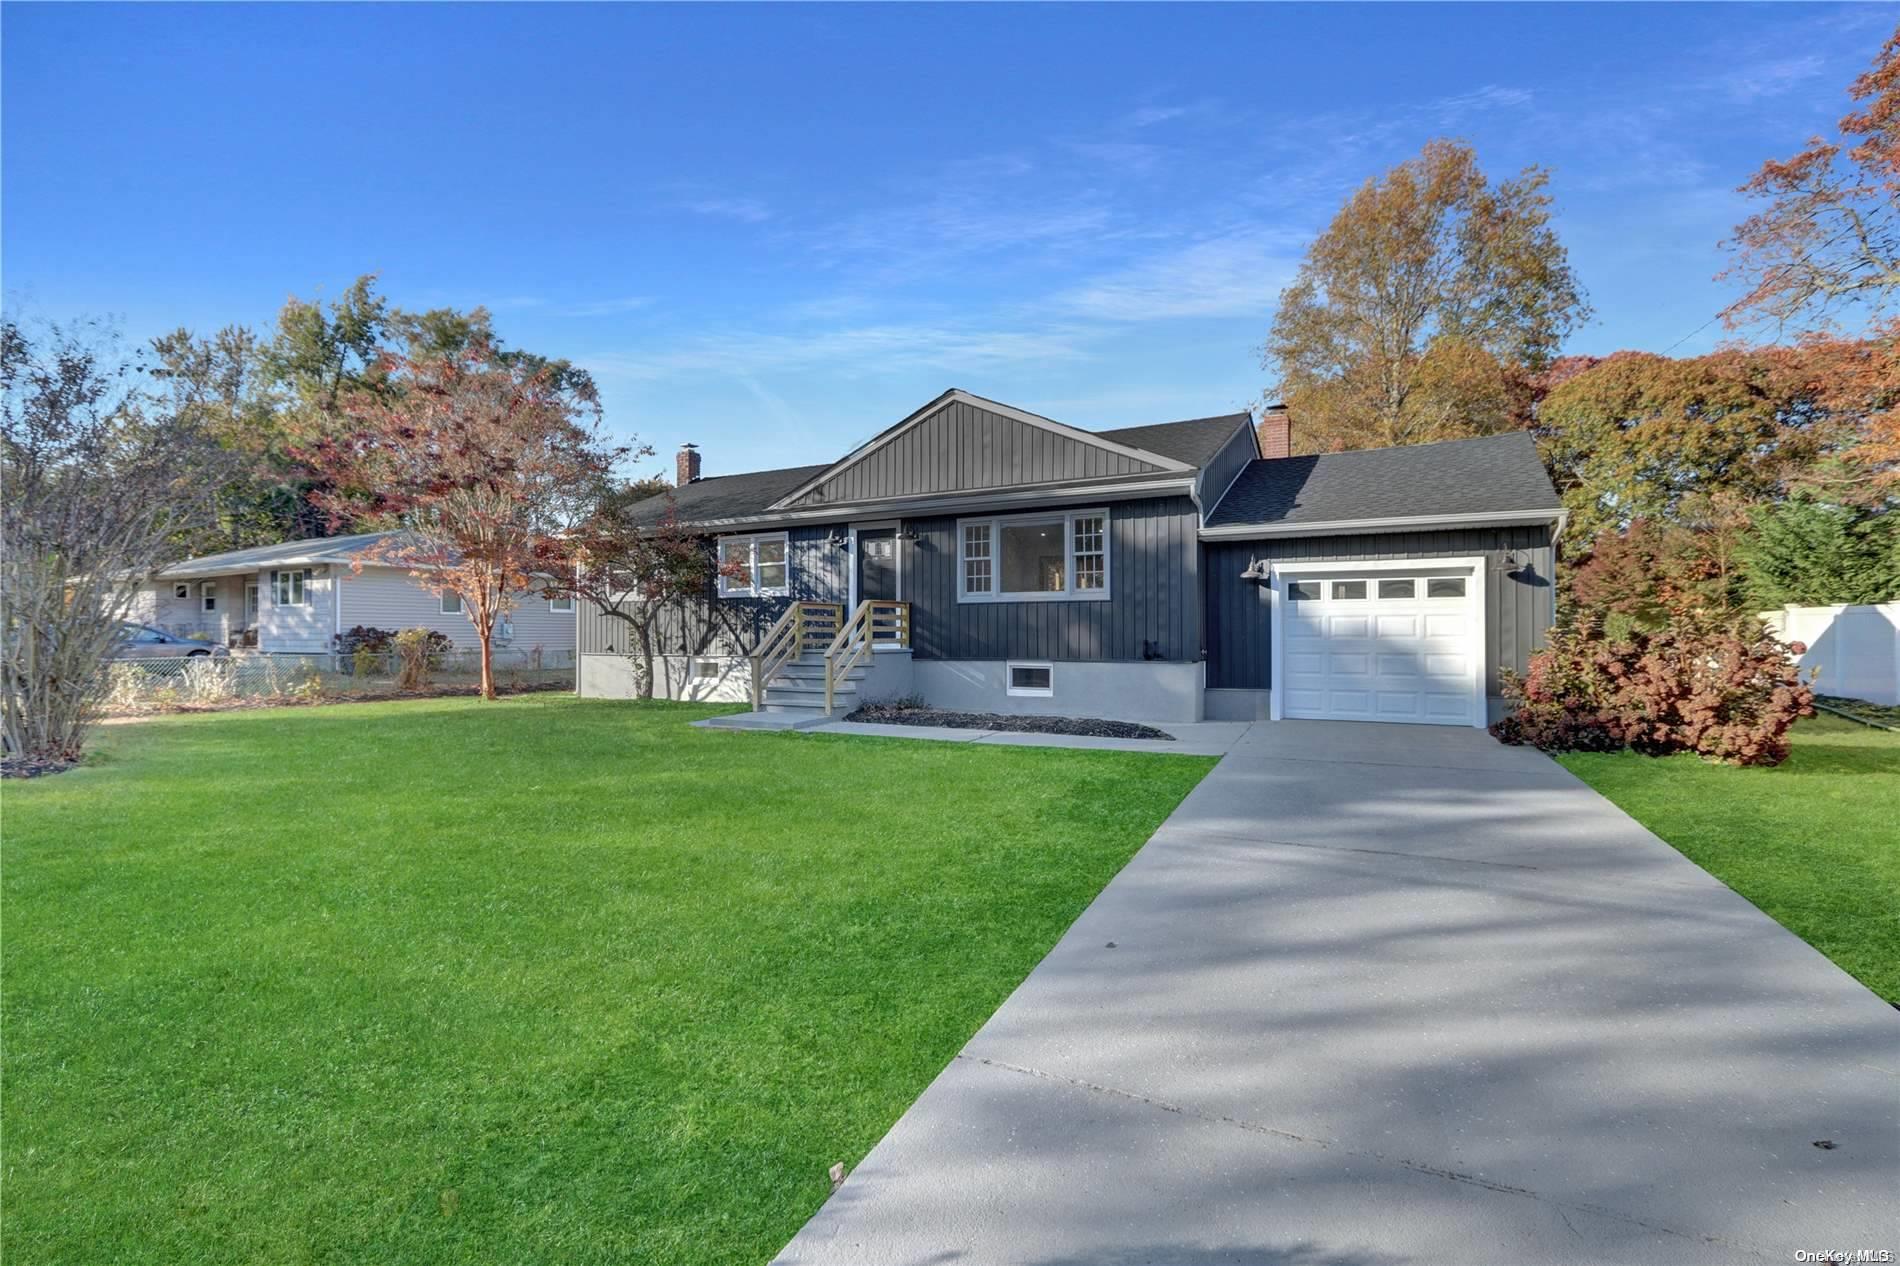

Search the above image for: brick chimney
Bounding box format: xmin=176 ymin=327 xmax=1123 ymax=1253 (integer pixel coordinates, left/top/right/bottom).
xmin=1257 ymin=405 xmax=1292 ymax=459
xmin=675 ymin=443 xmax=702 ymax=486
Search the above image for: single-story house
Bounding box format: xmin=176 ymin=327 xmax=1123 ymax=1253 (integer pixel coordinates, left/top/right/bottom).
xmin=133 ymin=531 xmax=578 ymax=660
xmin=576 ymin=389 xmax=1565 ymax=727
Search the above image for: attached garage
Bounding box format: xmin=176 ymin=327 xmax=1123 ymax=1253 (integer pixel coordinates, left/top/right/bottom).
xmin=1269 ymin=559 xmax=1486 ymax=727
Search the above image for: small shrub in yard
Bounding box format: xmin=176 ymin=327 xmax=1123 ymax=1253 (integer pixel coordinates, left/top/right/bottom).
xmin=393 ymin=628 xmax=451 ymax=691
xmin=1494 ymin=616 xmax=1816 ymax=766
xmin=103 ymin=662 xmax=147 ymax=713
xmin=177 ymin=657 xmax=237 ymax=705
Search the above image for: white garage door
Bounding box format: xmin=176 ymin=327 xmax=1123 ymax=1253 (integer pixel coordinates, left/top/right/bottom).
xmin=1279 ymin=572 xmax=1481 ymax=726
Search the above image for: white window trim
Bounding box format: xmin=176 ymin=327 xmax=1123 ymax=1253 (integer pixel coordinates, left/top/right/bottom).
xmin=717 ymin=531 xmax=792 ymax=599
xmin=271 ymin=568 xmax=310 ymax=607
xmin=1006 ymin=660 xmax=1055 ymax=697
xmin=200 ymin=581 xmax=218 ymax=612
xmin=172 ymin=582 xmax=190 ymax=600
xmin=1265 ymin=556 xmax=1487 ymax=730
xmin=548 ymin=594 xmax=574 ymax=613
xmin=957 ymin=507 xmax=1110 ymax=604
xmin=441 ymin=592 xmax=463 ymax=615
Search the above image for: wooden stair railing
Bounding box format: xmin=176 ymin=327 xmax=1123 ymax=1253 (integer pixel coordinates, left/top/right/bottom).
xmin=823 ymin=600 xmax=912 ymax=711
xmin=748 ymin=602 xmax=844 ymax=708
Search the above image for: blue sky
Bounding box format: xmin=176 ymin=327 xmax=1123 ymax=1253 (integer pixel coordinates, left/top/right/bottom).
xmin=3 ymin=3 xmax=1891 ymax=479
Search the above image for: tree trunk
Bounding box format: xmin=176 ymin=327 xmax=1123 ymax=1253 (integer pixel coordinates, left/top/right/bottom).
xmin=634 ymin=622 xmax=656 ymax=699
xmin=478 ymin=626 xmax=496 ymax=700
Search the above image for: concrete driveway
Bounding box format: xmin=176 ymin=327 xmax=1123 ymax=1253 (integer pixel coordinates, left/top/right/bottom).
xmin=777 ymin=720 xmax=1899 ymax=1265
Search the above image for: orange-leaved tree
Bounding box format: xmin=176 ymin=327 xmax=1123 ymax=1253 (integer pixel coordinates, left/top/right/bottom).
xmin=1265 ymin=139 xmax=1591 ymax=451
xmin=301 ymin=341 xmax=631 ymax=699
xmin=1723 ymin=24 xmax=1900 ymax=332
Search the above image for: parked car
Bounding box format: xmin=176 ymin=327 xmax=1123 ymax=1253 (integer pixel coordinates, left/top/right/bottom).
xmin=112 ymin=623 xmax=230 ymax=660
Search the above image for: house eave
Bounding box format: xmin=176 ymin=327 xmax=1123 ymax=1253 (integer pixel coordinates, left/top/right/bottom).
xmin=671 ymin=475 xmax=1199 ymax=533
xmin=1198 ymin=508 xmax=1567 ymax=540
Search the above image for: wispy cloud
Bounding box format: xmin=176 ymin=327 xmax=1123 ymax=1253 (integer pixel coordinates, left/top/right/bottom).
xmin=587 ymin=320 xmax=1096 ymax=383
xmin=683 ymin=195 xmax=772 ymax=223
xmin=1121 ymin=98 xmax=1223 ymax=129
xmin=1721 ymin=53 xmax=1827 ymax=102
xmin=1127 ymin=104 xmax=1191 ymax=128
xmin=1053 ymin=229 xmax=1303 ymax=321
xmin=1067 ymin=140 xmax=1163 ymax=175
xmin=560 ymin=296 xmax=653 ymax=318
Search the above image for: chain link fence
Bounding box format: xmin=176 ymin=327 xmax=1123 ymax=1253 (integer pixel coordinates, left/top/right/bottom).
xmin=102 ymin=648 xmax=575 ymax=715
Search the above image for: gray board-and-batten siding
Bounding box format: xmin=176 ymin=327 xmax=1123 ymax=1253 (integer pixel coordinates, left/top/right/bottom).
xmin=787 ymin=398 xmax=1169 ymax=509
xmin=576 ymin=497 xmax=1206 ymax=666
xmin=1201 ymin=524 xmax=1558 ymax=696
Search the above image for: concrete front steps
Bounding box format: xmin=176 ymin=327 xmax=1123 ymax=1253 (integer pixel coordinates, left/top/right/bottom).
xmin=759 ymin=655 xmax=865 ymax=719
xmin=695 ymin=657 xmax=863 ymax=732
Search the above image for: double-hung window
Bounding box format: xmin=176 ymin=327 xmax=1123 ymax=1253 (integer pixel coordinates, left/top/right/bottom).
xmin=271 ymin=569 xmax=310 ymax=606
xmin=957 ymin=508 xmax=1109 ymax=603
xmin=200 ymin=581 xmax=218 ymax=613
xmin=717 ymin=532 xmax=791 ymax=598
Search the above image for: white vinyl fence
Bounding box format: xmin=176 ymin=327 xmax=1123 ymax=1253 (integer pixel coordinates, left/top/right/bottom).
xmin=103 ymin=647 xmax=575 ymax=714
xmin=1763 ymin=603 xmax=1900 ymax=706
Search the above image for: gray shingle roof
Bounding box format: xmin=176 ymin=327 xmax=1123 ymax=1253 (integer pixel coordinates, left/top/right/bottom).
xmin=623 ymin=463 xmax=833 ymax=526
xmin=157 ymin=531 xmax=407 ymax=577
xmin=631 ymin=413 xmax=1248 ymax=526
xmin=1095 ymin=413 xmax=1253 ymax=468
xmin=1204 ymin=431 xmax=1561 ymax=529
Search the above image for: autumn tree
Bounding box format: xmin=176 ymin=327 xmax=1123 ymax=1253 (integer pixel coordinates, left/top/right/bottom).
xmin=1532 ymin=346 xmax=1858 ymax=544
xmin=301 ymin=342 xmax=632 ymax=700
xmin=153 ymin=275 xmax=605 ymax=548
xmin=1265 ymin=139 xmax=1590 ymax=451
xmin=1722 ymin=25 xmax=1900 ymax=331
xmin=2 ymin=318 xmax=230 ymax=766
xmin=542 ymin=491 xmax=745 ymax=698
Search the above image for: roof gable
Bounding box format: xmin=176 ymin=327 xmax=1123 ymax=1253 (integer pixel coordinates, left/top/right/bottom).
xmin=769 ymin=389 xmax=1191 ymax=511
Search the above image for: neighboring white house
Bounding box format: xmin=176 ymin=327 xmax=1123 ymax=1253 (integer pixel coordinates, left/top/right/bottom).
xmin=131 ymin=531 xmax=577 ymax=660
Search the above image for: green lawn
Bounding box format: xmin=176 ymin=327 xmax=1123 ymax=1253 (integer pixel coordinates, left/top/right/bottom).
xmin=1559 ymin=715 xmax=1900 ymax=1004
xmin=2 ymin=696 xmax=1213 ymax=1265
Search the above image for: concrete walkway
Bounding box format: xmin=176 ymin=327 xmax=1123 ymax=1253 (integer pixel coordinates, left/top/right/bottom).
xmin=777 ymin=720 xmax=1899 ymax=1265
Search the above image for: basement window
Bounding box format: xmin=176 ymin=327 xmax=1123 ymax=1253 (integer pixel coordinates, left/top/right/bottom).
xmin=1007 ymin=661 xmax=1054 ymax=697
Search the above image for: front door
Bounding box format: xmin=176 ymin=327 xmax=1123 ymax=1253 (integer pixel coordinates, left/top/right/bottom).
xmin=856 ymin=528 xmax=898 ymax=604
xmin=244 ymin=583 xmax=260 ymax=627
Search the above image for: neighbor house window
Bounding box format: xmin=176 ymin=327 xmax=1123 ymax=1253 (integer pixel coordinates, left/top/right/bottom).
xmin=172 ymin=582 xmax=190 ymax=600
xmin=549 ymin=595 xmax=574 ymax=613
xmin=271 ymin=569 xmax=309 ymax=606
xmin=1007 ymin=661 xmax=1054 ymax=697
xmin=200 ymin=582 xmax=218 ymax=612
xmin=441 ymin=592 xmax=463 ymax=615
xmin=692 ymin=658 xmax=720 ymax=680
xmin=957 ymin=509 xmax=1110 ymax=602
xmin=717 ymin=532 xmax=791 ymax=598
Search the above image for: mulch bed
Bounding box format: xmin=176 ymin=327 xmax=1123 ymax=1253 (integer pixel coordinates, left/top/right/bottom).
xmin=844 ymin=703 xmax=1175 ymax=741
xmin=1 ymin=755 xmax=78 ymax=780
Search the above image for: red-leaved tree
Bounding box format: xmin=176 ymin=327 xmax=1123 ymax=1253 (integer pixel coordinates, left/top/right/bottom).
xmin=1722 ymin=25 xmax=1900 ymax=332
xmin=539 ymin=492 xmax=744 ymax=698
xmin=301 ymin=342 xmax=631 ymax=699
